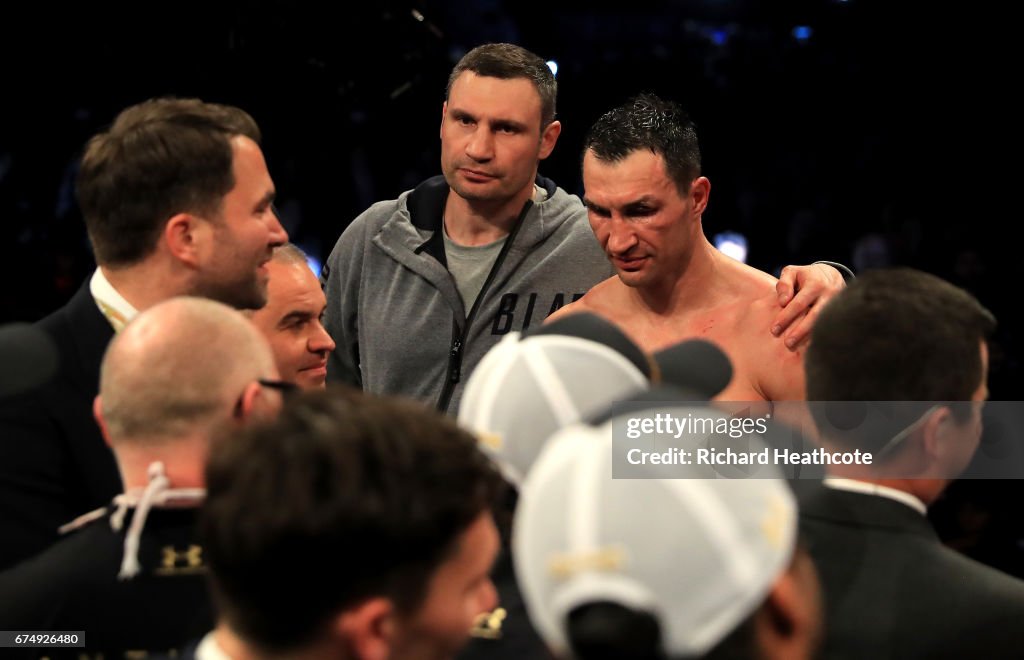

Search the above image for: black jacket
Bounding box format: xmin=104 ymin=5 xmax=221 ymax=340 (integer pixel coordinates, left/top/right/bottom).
xmin=0 ymin=280 xmax=121 ymax=569
xmin=799 ymin=484 xmax=1024 ymax=659
xmin=0 ymin=506 xmax=213 ymax=657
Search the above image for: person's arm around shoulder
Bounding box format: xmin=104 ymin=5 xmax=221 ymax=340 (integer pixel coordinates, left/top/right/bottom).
xmin=747 ymin=296 xmax=815 ymax=435
xmin=772 ymin=262 xmax=853 ymax=349
xmin=745 ymin=292 xmax=809 ymax=403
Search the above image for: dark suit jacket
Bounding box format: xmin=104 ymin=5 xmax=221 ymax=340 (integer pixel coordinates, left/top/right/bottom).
xmin=0 ymin=280 xmax=121 ymax=569
xmin=799 ymin=484 xmax=1024 ymax=659
xmin=0 ymin=507 xmax=213 ymax=657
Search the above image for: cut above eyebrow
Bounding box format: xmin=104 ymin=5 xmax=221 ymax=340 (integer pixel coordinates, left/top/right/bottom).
xmin=622 ymin=198 xmax=659 ymax=213
xmin=625 ymin=195 xmax=660 ymax=207
xmin=583 ymin=196 xmax=660 ymax=214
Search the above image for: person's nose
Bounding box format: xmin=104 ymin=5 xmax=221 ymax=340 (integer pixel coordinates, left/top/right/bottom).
xmin=465 ymin=126 xmax=495 ymax=162
xmin=606 ymin=216 xmax=638 ymax=255
xmin=267 ymin=208 xmax=288 ymax=246
xmin=308 ymin=321 xmax=336 ymax=355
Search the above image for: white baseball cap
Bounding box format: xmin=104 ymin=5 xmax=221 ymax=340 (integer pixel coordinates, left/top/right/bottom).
xmin=458 ymin=312 xmax=734 ymax=486
xmin=458 ymin=313 xmax=650 ymax=485
xmin=513 ymin=406 xmax=797 ymax=657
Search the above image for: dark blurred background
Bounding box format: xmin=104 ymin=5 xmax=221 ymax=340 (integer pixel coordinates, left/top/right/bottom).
xmin=1 ymin=1 xmax=1020 ymax=570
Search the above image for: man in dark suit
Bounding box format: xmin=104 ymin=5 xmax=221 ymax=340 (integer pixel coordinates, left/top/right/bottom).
xmin=800 ymin=268 xmax=1024 ymax=659
xmin=0 ymin=98 xmax=288 ymax=569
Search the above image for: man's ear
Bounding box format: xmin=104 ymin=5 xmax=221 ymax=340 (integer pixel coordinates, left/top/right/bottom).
xmin=763 ymin=572 xmax=800 ymax=640
xmin=539 ymin=120 xmax=562 ymax=160
xmin=440 ymin=101 xmax=448 ymax=139
xmin=164 ymin=212 xmax=210 ymax=268
xmin=334 ymin=597 xmax=395 ymax=660
xmin=758 ymin=555 xmax=820 ymax=659
xmin=920 ymin=406 xmax=952 ymax=460
xmin=689 ymin=176 xmax=711 ymax=216
xmin=94 ymin=395 xmax=112 ymax=448
xmin=235 ymin=381 xmax=263 ymax=422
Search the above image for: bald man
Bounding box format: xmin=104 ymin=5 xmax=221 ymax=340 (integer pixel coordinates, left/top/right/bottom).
xmin=248 ymin=244 xmax=336 ymax=389
xmin=0 ymin=297 xmax=282 ymax=657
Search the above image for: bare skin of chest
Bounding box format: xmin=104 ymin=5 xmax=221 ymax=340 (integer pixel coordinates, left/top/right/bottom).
xmin=602 ymin=303 xmax=771 ymax=400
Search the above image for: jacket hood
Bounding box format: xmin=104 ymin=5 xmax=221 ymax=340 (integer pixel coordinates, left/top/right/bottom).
xmin=405 ymin=174 xmax=583 ymax=251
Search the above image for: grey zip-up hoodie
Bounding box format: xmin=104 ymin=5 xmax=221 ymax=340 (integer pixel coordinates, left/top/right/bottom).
xmin=322 ymin=175 xmax=611 ymax=413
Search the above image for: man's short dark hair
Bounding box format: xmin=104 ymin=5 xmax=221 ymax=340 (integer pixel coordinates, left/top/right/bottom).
xmin=565 ymin=602 xmax=757 ymax=660
xmin=447 ymin=43 xmax=557 ymax=129
xmin=806 ymin=268 xmax=996 ymax=450
xmin=583 ymin=93 xmax=702 ymax=194
xmin=76 ymin=97 xmax=261 ymax=266
xmin=201 ymin=387 xmax=505 ymax=653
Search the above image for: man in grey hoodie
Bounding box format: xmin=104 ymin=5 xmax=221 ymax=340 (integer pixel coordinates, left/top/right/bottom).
xmin=321 ymin=43 xmax=841 ymax=414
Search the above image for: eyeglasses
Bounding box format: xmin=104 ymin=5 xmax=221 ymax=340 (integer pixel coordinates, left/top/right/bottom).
xmin=874 ymin=405 xmax=940 ymax=459
xmin=259 ymin=378 xmax=299 ymax=397
xmin=233 ymin=378 xmax=300 ymax=419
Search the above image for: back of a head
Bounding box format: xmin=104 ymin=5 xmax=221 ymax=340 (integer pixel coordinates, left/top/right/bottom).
xmin=805 ymin=268 xmax=995 ymax=449
xmin=202 ymin=388 xmax=506 ymax=653
xmin=564 ymin=601 xmax=765 ymax=660
xmin=583 ymin=93 xmax=701 ymax=194
xmin=99 ymin=296 xmax=275 ymax=444
xmin=564 ymin=602 xmax=667 ymax=660
xmin=458 ymin=312 xmax=652 ymax=486
xmin=514 ymin=411 xmax=800 ymax=659
xmin=447 ymin=43 xmax=557 ymax=127
xmin=77 ymin=97 xmax=261 ymax=267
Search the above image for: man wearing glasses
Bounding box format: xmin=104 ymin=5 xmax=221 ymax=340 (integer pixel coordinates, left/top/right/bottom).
xmin=0 ymin=297 xmax=283 ymax=656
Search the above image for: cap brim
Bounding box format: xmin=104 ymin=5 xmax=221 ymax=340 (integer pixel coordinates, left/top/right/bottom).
xmin=651 ymin=339 xmax=733 ymax=400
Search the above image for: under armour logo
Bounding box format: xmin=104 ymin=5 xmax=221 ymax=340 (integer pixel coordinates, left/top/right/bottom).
xmin=155 ymin=544 xmax=206 ymax=575
xmin=470 ymin=607 xmax=507 ymax=639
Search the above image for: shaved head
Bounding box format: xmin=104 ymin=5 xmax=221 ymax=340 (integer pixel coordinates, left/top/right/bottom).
xmin=99 ymin=296 xmax=276 ymax=444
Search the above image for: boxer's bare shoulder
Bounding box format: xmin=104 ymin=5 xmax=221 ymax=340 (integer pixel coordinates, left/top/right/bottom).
xmin=543 ymin=275 xmax=627 ymax=325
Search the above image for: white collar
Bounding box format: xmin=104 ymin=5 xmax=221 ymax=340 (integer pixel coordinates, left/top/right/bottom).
xmin=823 ymin=477 xmax=928 ymax=516
xmin=89 ymin=267 xmax=139 ymax=333
xmin=195 ymin=631 xmax=234 ymax=660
